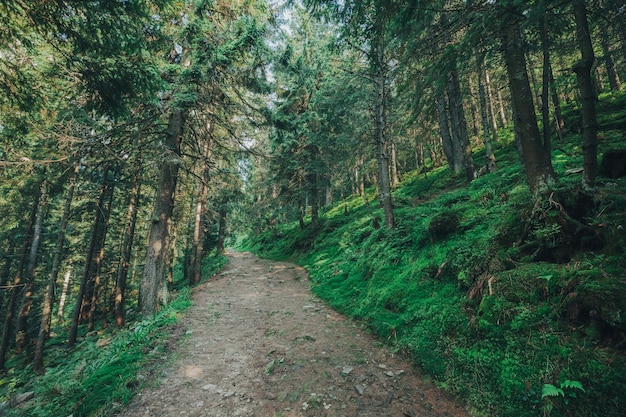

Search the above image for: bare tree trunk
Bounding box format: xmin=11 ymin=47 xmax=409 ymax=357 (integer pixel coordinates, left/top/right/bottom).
xmin=189 ymin=136 xmax=213 ymax=286
xmin=115 ymin=160 xmax=141 ymax=327
xmin=140 ymin=110 xmax=186 ymax=316
xmin=549 ymin=66 xmax=565 ymax=139
xmin=437 ymin=93 xmax=457 ymax=173
xmin=572 ymin=0 xmax=599 ymax=191
xmin=15 ymin=180 xmax=48 ymax=356
xmin=497 ymin=86 xmax=508 ymax=128
xmin=485 ymin=69 xmax=500 ymax=140
xmin=477 ymin=52 xmax=496 ymax=172
xmin=217 ymin=206 xmax=227 ymax=255
xmin=87 ymin=181 xmax=114 ymax=332
xmin=0 ymin=236 xmax=16 ymax=314
xmin=599 ymin=19 xmax=621 ymax=91
xmin=68 ymin=166 xmax=112 ymax=348
xmin=540 ymin=7 xmax=552 ymax=155
xmin=448 ymin=68 xmax=476 ymax=181
xmin=0 ymin=198 xmax=37 ymax=370
xmin=502 ymin=16 xmax=557 ymax=195
xmin=34 ymin=164 xmax=78 ymax=373
xmin=373 ymin=36 xmax=395 ymax=229
xmin=56 ymin=268 xmax=72 ymax=323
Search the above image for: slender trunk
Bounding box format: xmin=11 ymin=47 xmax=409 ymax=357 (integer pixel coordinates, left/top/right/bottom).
xmin=541 ymin=8 xmax=552 ymax=154
xmin=68 ymin=166 xmax=111 ymax=348
xmin=217 ymin=206 xmax=227 ymax=255
xmin=437 ymin=93 xmax=456 ymax=173
xmin=467 ymin=77 xmax=480 ymax=138
xmin=87 ymin=182 xmax=114 ymax=332
xmin=15 ymin=180 xmax=48 ymax=355
xmin=141 ymin=110 xmax=185 ymax=316
xmin=477 ymin=52 xmax=496 ymax=172
xmin=502 ymin=16 xmax=557 ymax=194
xmin=34 ymin=164 xmax=78 ymax=373
xmin=497 ymin=87 xmax=508 ymax=128
xmin=0 ymin=199 xmax=37 ymax=370
xmin=448 ymin=68 xmax=475 ymax=181
xmin=485 ymin=69 xmax=500 ymax=140
xmin=0 ymin=237 xmax=16 ymax=314
xmin=549 ymin=66 xmax=565 ymax=139
xmin=572 ymin=0 xmax=599 ymax=191
xmin=373 ymin=36 xmax=394 ymax=228
xmin=56 ymin=267 xmax=71 ymax=323
xmin=189 ymin=137 xmax=213 ymax=285
xmin=390 ymin=140 xmax=399 ymax=188
xmin=599 ymin=19 xmax=621 ymax=91
xmin=114 ymin=161 xmax=141 ymax=327
xmin=298 ymin=197 xmax=305 ymax=230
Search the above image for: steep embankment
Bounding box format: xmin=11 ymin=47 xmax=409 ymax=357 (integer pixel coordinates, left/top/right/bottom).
xmin=240 ymin=94 xmax=626 ymax=417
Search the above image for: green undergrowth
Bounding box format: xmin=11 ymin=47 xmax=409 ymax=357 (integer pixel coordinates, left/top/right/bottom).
xmin=239 ymin=92 xmax=626 ymax=417
xmin=1 ymin=254 xmax=227 ymax=417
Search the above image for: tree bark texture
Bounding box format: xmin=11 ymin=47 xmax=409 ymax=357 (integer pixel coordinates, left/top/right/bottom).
xmin=447 ymin=68 xmax=475 ymax=181
xmin=540 ymin=8 xmax=552 ymax=154
xmin=34 ymin=164 xmax=78 ymax=373
xmin=140 ymin=110 xmax=186 ymax=316
xmin=502 ymin=17 xmax=557 ymax=195
xmin=217 ymin=206 xmax=227 ymax=255
xmin=599 ymin=21 xmax=621 ymax=91
xmin=477 ymin=52 xmax=496 ymax=172
xmin=373 ymin=36 xmax=395 ymax=229
xmin=68 ymin=167 xmax=113 ymax=348
xmin=115 ymin=160 xmax=142 ymax=327
xmin=572 ymin=0 xmax=599 ymax=191
xmin=15 ymin=180 xmax=48 ymax=355
xmin=0 ymin=198 xmax=38 ymax=370
xmin=189 ymin=136 xmax=213 ymax=286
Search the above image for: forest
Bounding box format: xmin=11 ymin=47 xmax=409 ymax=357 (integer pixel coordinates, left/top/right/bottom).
xmin=1 ymin=0 xmax=625 ymax=416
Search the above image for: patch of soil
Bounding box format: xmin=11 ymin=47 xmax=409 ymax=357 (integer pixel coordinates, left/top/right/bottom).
xmin=115 ymin=252 xmax=468 ymax=417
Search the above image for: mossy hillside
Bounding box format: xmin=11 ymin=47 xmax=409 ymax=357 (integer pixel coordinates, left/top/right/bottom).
xmin=239 ymin=93 xmax=626 ymax=417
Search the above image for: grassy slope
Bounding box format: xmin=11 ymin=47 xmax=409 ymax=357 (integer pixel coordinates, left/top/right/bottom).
xmin=239 ymin=92 xmax=626 ymax=417
xmin=1 ymin=255 xmax=227 ymax=417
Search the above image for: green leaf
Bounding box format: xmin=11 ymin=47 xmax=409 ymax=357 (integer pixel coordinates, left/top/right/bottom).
xmin=542 ymin=384 xmax=564 ymax=398
xmin=561 ymin=380 xmax=585 ymax=392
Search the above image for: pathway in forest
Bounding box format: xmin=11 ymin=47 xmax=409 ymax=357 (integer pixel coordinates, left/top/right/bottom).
xmin=115 ymin=252 xmax=468 ymax=417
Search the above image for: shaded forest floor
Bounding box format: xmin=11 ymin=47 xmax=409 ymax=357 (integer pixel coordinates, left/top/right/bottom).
xmin=114 ymin=251 xmax=468 ymax=417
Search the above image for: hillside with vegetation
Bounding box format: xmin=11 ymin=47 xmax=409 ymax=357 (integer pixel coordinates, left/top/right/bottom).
xmin=240 ymin=92 xmax=626 ymax=417
xmin=1 ymin=0 xmax=626 ymax=416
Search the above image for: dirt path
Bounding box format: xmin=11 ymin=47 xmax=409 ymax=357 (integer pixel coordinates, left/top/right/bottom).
xmin=116 ymin=252 xmax=468 ymax=417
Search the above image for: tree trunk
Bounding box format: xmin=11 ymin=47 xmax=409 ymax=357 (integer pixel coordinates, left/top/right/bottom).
xmin=549 ymin=66 xmax=565 ymax=139
xmin=217 ymin=206 xmax=227 ymax=255
xmin=540 ymin=7 xmax=552 ymax=154
xmin=502 ymin=17 xmax=557 ymax=195
xmin=0 ymin=236 xmax=16 ymax=314
xmin=572 ymin=0 xmax=599 ymax=191
xmin=437 ymin=93 xmax=457 ymax=173
xmin=56 ymin=268 xmax=72 ymax=323
xmin=497 ymin=85 xmax=508 ymax=128
xmin=0 ymin=198 xmax=38 ymax=370
xmin=599 ymin=20 xmax=621 ymax=91
xmin=114 ymin=160 xmax=141 ymax=327
xmin=373 ymin=36 xmax=395 ymax=229
xmin=189 ymin=136 xmax=213 ymax=286
xmin=68 ymin=167 xmax=112 ymax=348
xmin=485 ymin=69 xmax=500 ymax=140
xmin=34 ymin=164 xmax=78 ymax=373
xmin=447 ymin=68 xmax=475 ymax=181
xmin=15 ymin=180 xmax=48 ymax=356
xmin=87 ymin=181 xmax=114 ymax=332
xmin=477 ymin=52 xmax=496 ymax=172
xmin=140 ymin=110 xmax=186 ymax=316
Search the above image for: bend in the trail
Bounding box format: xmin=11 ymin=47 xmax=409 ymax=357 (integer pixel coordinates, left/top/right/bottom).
xmin=116 ymin=251 xmax=468 ymax=417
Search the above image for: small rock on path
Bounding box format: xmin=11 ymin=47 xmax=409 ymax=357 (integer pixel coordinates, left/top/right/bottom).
xmin=115 ymin=251 xmax=468 ymax=417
